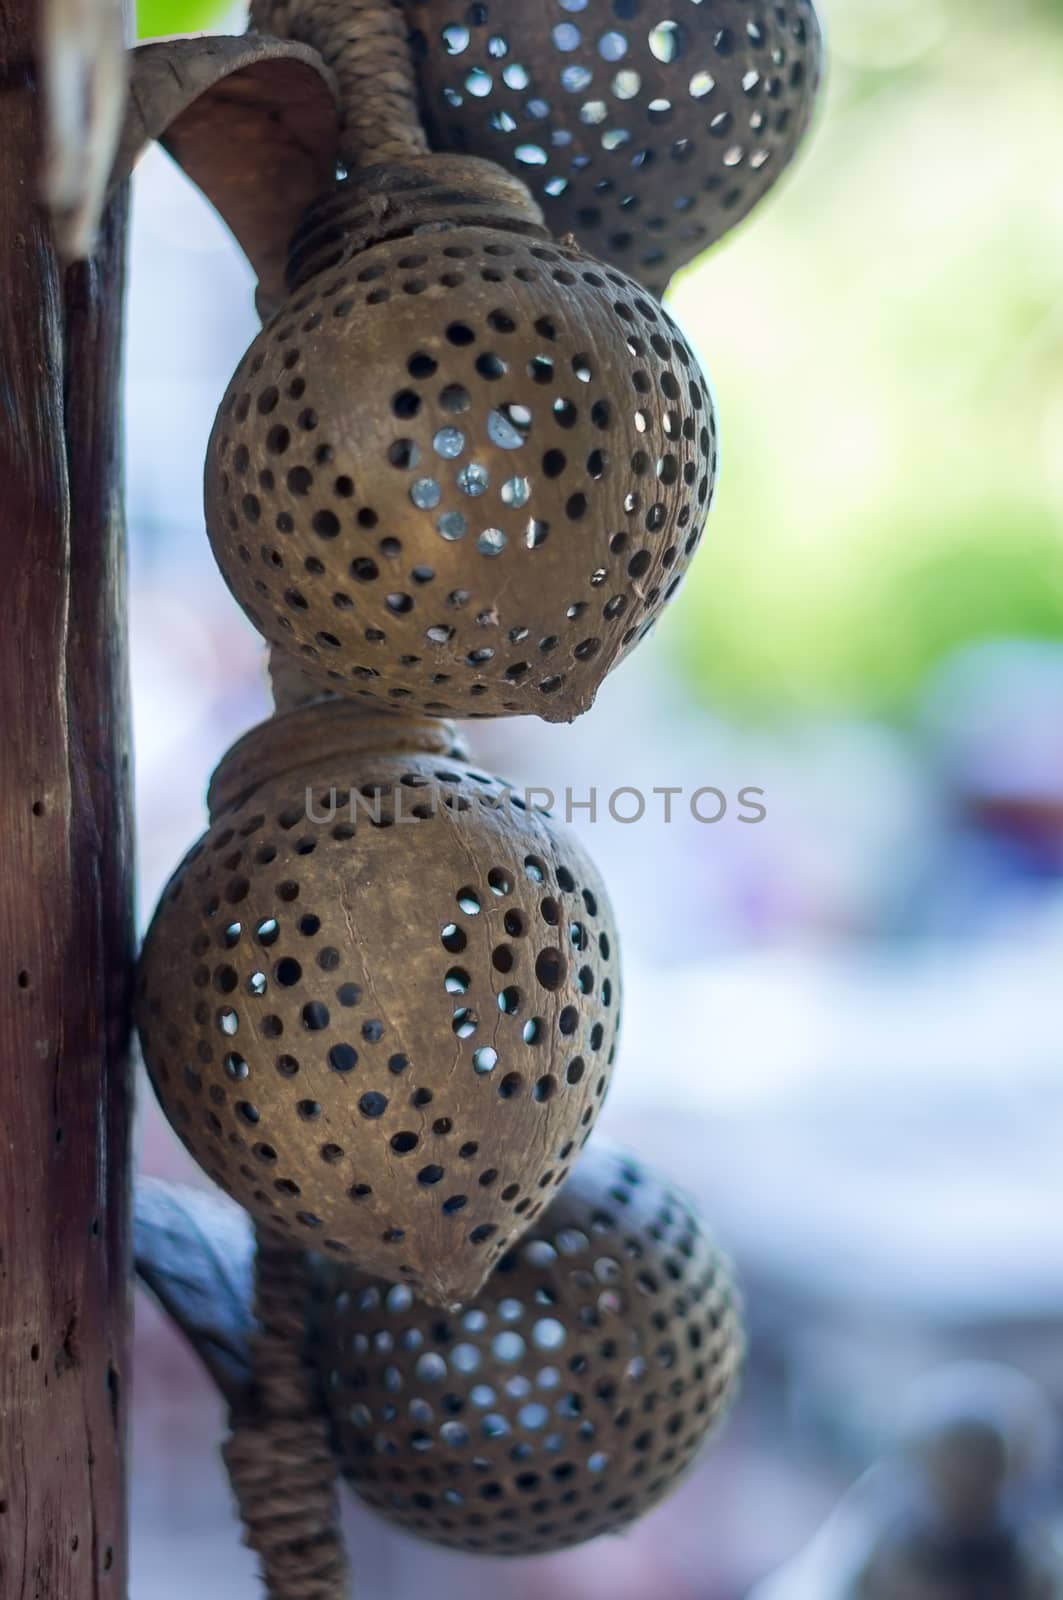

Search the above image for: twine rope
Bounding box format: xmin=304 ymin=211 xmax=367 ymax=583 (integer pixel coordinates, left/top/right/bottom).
xmin=249 ymin=0 xmax=429 ymax=165
xmin=223 ymin=1229 xmax=351 ymax=1599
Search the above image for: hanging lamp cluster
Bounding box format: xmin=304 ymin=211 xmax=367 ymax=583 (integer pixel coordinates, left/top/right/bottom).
xmin=123 ymin=0 xmax=822 ymax=1588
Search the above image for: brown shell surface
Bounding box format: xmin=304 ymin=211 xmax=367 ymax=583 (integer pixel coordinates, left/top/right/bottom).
xmin=110 ymin=35 xmax=340 ymax=312
xmin=313 ymin=1141 xmax=744 ymax=1555
xmin=403 ymin=0 xmax=824 ymax=295
xmin=204 ymin=221 xmax=717 ymax=722
xmin=136 ymin=708 xmax=621 ymax=1305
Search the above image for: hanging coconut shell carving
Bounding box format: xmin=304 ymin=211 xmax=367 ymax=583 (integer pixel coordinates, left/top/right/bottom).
xmin=136 ymin=700 xmax=621 ymax=1306
xmin=402 ymin=0 xmax=824 ymax=296
xmin=134 ymin=1146 xmax=745 ymax=1559
xmin=312 ymin=1140 xmax=744 ymax=1554
xmin=205 ymin=171 xmax=717 ymax=719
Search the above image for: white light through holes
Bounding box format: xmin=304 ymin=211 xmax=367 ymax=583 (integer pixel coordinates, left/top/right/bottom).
xmin=411 ymin=478 xmax=441 ymax=510
xmin=441 ymin=24 xmax=469 ymax=54
xmin=598 ymin=30 xmax=627 ymax=61
xmin=501 ymin=475 xmax=531 ymax=507
xmin=561 ymin=64 xmax=593 ymax=93
xmin=434 ymin=427 xmax=466 ymax=459
xmin=458 ymin=463 xmax=489 ymax=496
xmin=493 ymin=1330 xmax=525 ymax=1362
xmin=533 ymin=1316 xmax=565 ymax=1350
xmin=437 ymin=511 xmax=468 ymax=541
xmin=649 ymin=20 xmax=686 ymax=64
xmin=488 ymin=408 xmax=530 ymax=449
xmin=465 ymin=67 xmax=492 ymax=98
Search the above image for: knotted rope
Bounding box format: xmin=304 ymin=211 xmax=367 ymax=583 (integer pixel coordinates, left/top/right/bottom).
xmin=223 ymin=1229 xmax=350 ymax=1599
xmin=249 ymin=0 xmax=429 ymax=166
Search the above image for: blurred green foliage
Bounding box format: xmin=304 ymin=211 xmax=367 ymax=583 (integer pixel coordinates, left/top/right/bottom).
xmin=137 ymin=0 xmax=226 ymax=39
xmin=668 ymin=0 xmax=1063 ymax=715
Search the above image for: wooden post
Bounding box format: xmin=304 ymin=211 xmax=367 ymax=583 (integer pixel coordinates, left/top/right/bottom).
xmin=0 ymin=2 xmax=133 ymax=1593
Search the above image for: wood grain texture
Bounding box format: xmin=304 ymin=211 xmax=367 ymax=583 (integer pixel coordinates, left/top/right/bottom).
xmin=0 ymin=1 xmax=133 ymax=1591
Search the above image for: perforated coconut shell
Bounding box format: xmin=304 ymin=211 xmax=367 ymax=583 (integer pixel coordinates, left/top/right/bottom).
xmin=136 ymin=700 xmax=621 ymax=1305
xmin=312 ymin=1140 xmax=743 ymax=1554
xmin=204 ymin=157 xmax=717 ymax=721
xmin=403 ymin=0 xmax=823 ymax=295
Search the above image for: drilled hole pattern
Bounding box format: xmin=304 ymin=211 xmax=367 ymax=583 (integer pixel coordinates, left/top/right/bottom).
xmin=136 ymin=714 xmax=621 ymax=1306
xmin=404 ymin=0 xmax=822 ymax=295
xmin=313 ymin=1141 xmax=743 ymax=1555
xmin=205 ymin=221 xmax=716 ymax=722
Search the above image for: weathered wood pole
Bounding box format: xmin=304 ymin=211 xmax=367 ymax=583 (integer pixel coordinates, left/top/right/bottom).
xmin=0 ymin=2 xmax=133 ymax=1594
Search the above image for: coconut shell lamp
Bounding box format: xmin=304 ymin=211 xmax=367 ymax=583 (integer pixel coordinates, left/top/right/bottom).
xmin=313 ymin=1141 xmax=743 ymax=1554
xmin=403 ymin=0 xmax=825 ymax=295
xmin=137 ymin=697 xmax=621 ymax=1306
xmin=135 ymin=1142 xmax=743 ymax=1562
xmin=206 ymin=204 xmax=716 ymax=719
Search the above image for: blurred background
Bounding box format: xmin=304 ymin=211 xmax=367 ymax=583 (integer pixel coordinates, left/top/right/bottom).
xmin=129 ymin=0 xmax=1063 ymax=1594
